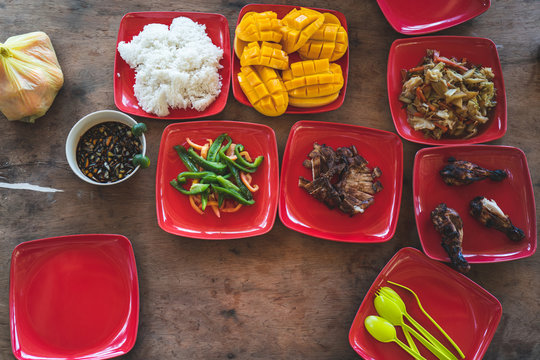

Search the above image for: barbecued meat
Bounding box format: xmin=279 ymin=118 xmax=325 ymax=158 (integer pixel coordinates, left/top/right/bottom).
xmin=431 ymin=203 xmax=470 ymax=273
xmin=298 ymin=143 xmax=382 ymax=215
xmin=470 ymin=196 xmax=525 ymax=242
xmin=440 ymin=158 xmax=507 ymax=186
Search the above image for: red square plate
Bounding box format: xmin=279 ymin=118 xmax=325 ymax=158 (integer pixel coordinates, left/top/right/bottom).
xmin=413 ymin=145 xmax=536 ymax=263
xmin=279 ymin=121 xmax=403 ymax=242
xmin=156 ymin=120 xmax=279 ymax=239
xmin=232 ymin=4 xmax=349 ymax=115
xmin=376 ymin=0 xmax=491 ymax=35
xmin=388 ymin=36 xmax=506 ymax=145
xmin=114 ymin=12 xmax=231 ymax=119
xmin=349 ymin=247 xmax=502 ymax=360
xmin=10 ymin=234 xmax=139 ymax=360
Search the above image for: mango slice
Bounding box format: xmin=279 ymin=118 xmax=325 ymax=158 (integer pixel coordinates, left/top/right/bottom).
xmin=236 ymin=11 xmax=282 ymax=43
xmin=297 ymin=22 xmax=348 ymax=62
xmin=282 ymin=59 xmax=344 ymax=98
xmin=280 ymin=8 xmax=325 ymax=54
xmin=237 ymin=65 xmax=288 ymax=116
xmin=240 ymin=42 xmax=289 ymax=70
xmin=234 ymin=35 xmax=250 ymax=59
xmin=289 ymin=91 xmax=340 ymax=108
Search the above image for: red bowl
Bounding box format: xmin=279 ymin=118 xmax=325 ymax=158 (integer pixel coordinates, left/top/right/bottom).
xmin=349 ymin=247 xmax=502 ymax=360
xmin=231 ymin=4 xmax=349 ymax=115
xmin=279 ymin=121 xmax=403 ymax=242
xmin=387 ymin=36 xmax=506 ymax=145
xmin=156 ymin=121 xmax=279 ymax=239
xmin=413 ymin=145 xmax=537 ymax=263
xmin=10 ymin=234 xmax=139 ymax=360
xmin=376 ymin=0 xmax=491 ymax=35
xmin=114 ymin=12 xmax=231 ymax=120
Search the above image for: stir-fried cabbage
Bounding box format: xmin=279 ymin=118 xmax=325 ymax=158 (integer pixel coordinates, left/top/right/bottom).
xmin=399 ymin=49 xmax=497 ymax=140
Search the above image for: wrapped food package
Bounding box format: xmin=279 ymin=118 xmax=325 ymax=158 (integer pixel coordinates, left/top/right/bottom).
xmin=0 ymin=31 xmax=64 ymax=123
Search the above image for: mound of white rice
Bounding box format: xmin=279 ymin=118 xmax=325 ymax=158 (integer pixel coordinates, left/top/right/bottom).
xmin=118 ymin=17 xmax=224 ymax=116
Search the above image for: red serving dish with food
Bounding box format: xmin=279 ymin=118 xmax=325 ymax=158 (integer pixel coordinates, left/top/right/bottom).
xmin=377 ymin=0 xmax=491 ymax=35
xmin=387 ymin=36 xmax=506 ymax=145
xmin=156 ymin=120 xmax=279 ymax=239
xmin=114 ymin=11 xmax=231 ymax=119
xmin=232 ymin=4 xmax=349 ymax=115
xmin=10 ymin=234 xmax=139 ymax=360
xmin=413 ymin=145 xmax=536 ymax=263
xmin=349 ymin=247 xmax=502 ymax=360
xmin=279 ymin=121 xmax=402 ymax=242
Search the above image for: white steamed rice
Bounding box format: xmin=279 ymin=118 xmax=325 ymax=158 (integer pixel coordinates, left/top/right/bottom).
xmin=118 ymin=17 xmax=223 ymax=116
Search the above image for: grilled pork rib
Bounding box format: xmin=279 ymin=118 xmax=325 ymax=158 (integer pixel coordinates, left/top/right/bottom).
xmin=470 ymin=196 xmax=525 ymax=242
xmin=440 ymin=158 xmax=507 ymax=186
xmin=431 ymin=203 xmax=471 ymax=273
xmin=298 ymin=143 xmax=382 ymax=215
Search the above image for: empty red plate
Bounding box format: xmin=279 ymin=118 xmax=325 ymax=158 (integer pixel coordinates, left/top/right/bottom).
xmin=279 ymin=121 xmax=403 ymax=242
xmin=156 ymin=120 xmax=279 ymax=239
xmin=377 ymin=0 xmax=491 ymax=35
xmin=10 ymin=234 xmax=139 ymax=360
xmin=349 ymin=247 xmax=502 ymax=360
xmin=232 ymin=4 xmax=349 ymax=115
xmin=387 ymin=36 xmax=506 ymax=145
xmin=413 ymin=145 xmax=537 ymax=263
xmin=114 ymin=12 xmax=231 ymax=119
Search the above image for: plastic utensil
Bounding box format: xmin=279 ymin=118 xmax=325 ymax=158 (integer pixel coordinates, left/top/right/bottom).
xmin=364 ymin=316 xmax=428 ymax=360
xmin=374 ymin=291 xmax=419 ymax=354
xmin=379 ymin=287 xmax=457 ymax=360
xmin=375 ymin=292 xmax=454 ymax=360
xmin=387 ymin=281 xmax=465 ymax=358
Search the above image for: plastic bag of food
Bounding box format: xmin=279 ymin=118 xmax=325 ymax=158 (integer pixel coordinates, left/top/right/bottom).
xmin=0 ymin=31 xmax=64 ymax=123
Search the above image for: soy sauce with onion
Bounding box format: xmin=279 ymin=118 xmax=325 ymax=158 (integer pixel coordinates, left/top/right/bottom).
xmin=76 ymin=121 xmax=142 ymax=183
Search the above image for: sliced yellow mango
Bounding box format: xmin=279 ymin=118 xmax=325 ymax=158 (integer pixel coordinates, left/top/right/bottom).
xmin=282 ymin=60 xmax=344 ymax=98
xmin=236 ymin=11 xmax=282 ymax=43
xmin=323 ymin=13 xmax=341 ymax=25
xmin=297 ymin=21 xmax=348 ymax=62
xmin=233 ymin=35 xmax=250 ymax=59
xmin=289 ymin=91 xmax=340 ymax=108
xmin=240 ymin=42 xmax=289 ymax=70
xmin=279 ymin=7 xmax=325 ymax=54
xmin=237 ymin=65 xmax=288 ymax=117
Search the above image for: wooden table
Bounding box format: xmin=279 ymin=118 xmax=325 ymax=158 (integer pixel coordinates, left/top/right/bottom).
xmin=1 ymin=1 xmax=538 ymax=359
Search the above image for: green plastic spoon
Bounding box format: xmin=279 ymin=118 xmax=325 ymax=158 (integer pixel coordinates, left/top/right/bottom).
xmin=375 ymin=293 xmax=454 ymax=360
xmin=364 ymin=315 xmax=427 ymax=360
xmin=383 ymin=283 xmax=464 ymax=359
xmin=374 ymin=292 xmax=419 ymax=354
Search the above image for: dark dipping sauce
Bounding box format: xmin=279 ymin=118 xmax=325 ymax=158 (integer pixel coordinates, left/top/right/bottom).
xmin=76 ymin=121 xmax=142 ymax=183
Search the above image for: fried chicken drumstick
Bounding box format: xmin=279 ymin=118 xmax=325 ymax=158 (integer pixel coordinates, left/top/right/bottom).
xmin=440 ymin=158 xmax=507 ymax=186
xmin=470 ymin=196 xmax=525 ymax=242
xmin=431 ymin=203 xmax=471 ymax=273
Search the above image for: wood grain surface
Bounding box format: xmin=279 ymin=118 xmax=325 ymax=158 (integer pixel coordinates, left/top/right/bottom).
xmin=0 ymin=1 xmax=538 ymax=359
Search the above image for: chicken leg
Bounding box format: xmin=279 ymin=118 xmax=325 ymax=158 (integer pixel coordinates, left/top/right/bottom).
xmin=431 ymin=203 xmax=470 ymax=273
xmin=469 ymin=196 xmax=525 ymax=242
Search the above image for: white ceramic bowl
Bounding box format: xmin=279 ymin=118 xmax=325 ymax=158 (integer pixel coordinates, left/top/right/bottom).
xmin=66 ymin=110 xmax=147 ymax=185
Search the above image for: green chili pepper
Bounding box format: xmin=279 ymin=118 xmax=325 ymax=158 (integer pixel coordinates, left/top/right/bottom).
xmin=201 ymin=190 xmax=209 ymax=211
xmin=219 ymin=148 xmax=257 ymax=173
xmin=170 ymin=179 xmax=209 ymax=195
xmin=207 ymin=133 xmax=227 ymax=162
xmin=217 ymin=192 xmax=225 ymax=207
xmin=225 ymin=162 xmax=253 ymax=201
xmin=177 ymin=171 xmax=215 ymax=181
xmin=187 ymin=147 xmax=228 ymax=174
xmin=220 ymin=136 xmax=233 ymax=154
xmin=173 ymin=145 xmax=198 ymax=172
xmin=211 ymin=185 xmax=255 ymax=205
xmin=216 ymin=175 xmax=240 ymax=192
xmin=234 ymin=144 xmax=264 ymax=169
